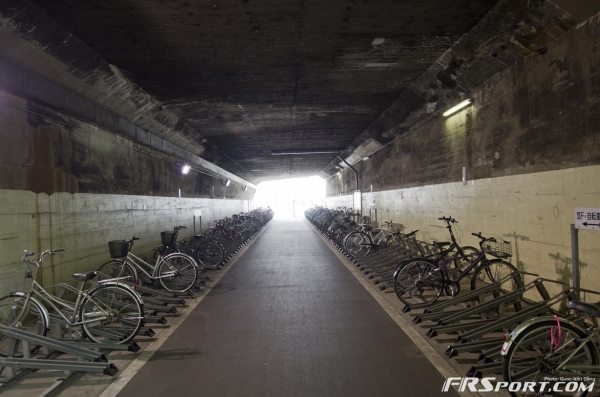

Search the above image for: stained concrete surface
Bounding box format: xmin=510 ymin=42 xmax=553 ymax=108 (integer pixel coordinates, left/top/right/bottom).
xmin=116 ymin=219 xmax=457 ymax=397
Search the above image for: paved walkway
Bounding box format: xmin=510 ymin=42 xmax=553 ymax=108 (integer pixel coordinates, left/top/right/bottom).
xmin=117 ymin=219 xmax=456 ymax=397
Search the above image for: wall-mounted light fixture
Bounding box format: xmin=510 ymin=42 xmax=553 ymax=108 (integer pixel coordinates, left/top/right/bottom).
xmin=222 ymin=179 xmax=231 ymax=187
xmin=181 ymin=164 xmax=191 ymax=175
xmin=362 ymin=156 xmax=370 ymax=161
xmin=443 ymin=99 xmax=472 ymax=118
xmin=241 ymin=185 xmax=247 ymax=191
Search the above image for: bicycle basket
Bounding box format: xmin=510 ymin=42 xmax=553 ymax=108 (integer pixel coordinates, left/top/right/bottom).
xmin=108 ymin=240 xmax=129 ymax=258
xmin=0 ymin=265 xmax=31 ymax=295
xmin=482 ymin=239 xmax=512 ymax=259
xmin=160 ymin=231 xmax=175 ymax=246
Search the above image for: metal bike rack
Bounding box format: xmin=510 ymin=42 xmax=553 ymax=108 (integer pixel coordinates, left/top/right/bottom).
xmin=0 ymin=325 xmax=118 ymax=380
xmin=135 ymin=285 xmax=195 ymax=299
xmin=47 ymin=313 xmax=146 ymax=346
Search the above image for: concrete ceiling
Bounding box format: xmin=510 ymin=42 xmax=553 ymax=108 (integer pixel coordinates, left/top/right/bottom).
xmin=28 ymin=0 xmax=502 ymax=182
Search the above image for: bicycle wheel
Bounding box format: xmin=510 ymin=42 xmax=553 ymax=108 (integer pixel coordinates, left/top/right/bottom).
xmin=471 ymin=259 xmax=520 ymax=293
xmin=157 ymin=253 xmax=198 ymax=292
xmin=394 ymin=258 xmax=444 ymax=306
xmin=98 ymin=259 xmax=138 ymax=284
xmin=80 ymin=284 xmax=144 ymax=344
xmin=503 ymin=319 xmax=599 ymax=397
xmin=0 ymin=294 xmax=48 ymax=357
xmin=344 ymin=232 xmax=371 ymax=257
xmin=195 ymin=240 xmax=224 ymax=268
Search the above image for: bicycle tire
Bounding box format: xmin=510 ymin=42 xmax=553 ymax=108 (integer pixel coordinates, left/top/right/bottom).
xmin=393 ymin=258 xmax=444 ymax=306
xmin=503 ymin=319 xmax=599 ymax=397
xmin=195 ymin=240 xmax=224 ymax=268
xmin=344 ymin=231 xmax=371 ymax=257
xmin=0 ymin=294 xmax=48 ymax=357
xmin=470 ymin=258 xmax=520 ymax=293
xmin=98 ymin=259 xmax=138 ymax=284
xmin=80 ymin=283 xmax=144 ymax=344
xmin=157 ymin=253 xmax=198 ymax=292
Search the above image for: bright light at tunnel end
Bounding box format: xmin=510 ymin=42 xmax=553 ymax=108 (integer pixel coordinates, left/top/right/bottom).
xmin=251 ymin=175 xmax=326 ymax=219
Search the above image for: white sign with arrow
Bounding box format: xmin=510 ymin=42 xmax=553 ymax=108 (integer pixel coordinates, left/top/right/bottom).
xmin=575 ymin=208 xmax=600 ymax=230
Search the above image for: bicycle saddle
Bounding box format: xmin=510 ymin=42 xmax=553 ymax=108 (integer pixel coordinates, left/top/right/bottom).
xmin=72 ymin=271 xmax=99 ymax=282
xmin=363 ymin=225 xmax=374 ymax=231
xmin=432 ymin=241 xmax=451 ymax=248
xmin=568 ymin=301 xmax=600 ymax=318
xmin=371 ymin=228 xmax=381 ymax=233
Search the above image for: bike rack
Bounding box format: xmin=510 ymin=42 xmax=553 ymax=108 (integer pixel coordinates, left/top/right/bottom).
xmin=48 ymin=313 xmax=140 ymax=343
xmin=0 ymin=325 xmax=118 ymax=381
xmin=426 ymin=279 xmax=536 ymax=328
xmin=404 ymin=272 xmax=522 ymax=313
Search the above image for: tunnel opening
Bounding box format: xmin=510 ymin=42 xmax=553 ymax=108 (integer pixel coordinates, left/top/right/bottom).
xmin=251 ymin=176 xmax=326 ymax=219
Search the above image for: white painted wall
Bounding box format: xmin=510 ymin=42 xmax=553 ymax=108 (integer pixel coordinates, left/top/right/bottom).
xmin=0 ymin=189 xmax=248 ymax=292
xmin=325 ymin=194 xmax=354 ymax=210
xmin=327 ymin=165 xmax=600 ymax=291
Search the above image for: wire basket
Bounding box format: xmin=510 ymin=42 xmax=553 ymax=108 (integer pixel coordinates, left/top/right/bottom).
xmin=0 ymin=265 xmax=32 ymax=296
xmin=108 ymin=240 xmax=129 ymax=259
xmin=160 ymin=231 xmax=175 ymax=246
xmin=482 ymin=239 xmax=512 ymax=259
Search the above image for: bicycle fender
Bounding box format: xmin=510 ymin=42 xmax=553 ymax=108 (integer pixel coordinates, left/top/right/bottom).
xmin=10 ymin=292 xmax=50 ymax=331
xmin=500 ymin=316 xmax=584 ymax=356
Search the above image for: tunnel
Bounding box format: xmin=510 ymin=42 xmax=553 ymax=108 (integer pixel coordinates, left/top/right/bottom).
xmin=0 ymin=1 xmax=599 ymax=396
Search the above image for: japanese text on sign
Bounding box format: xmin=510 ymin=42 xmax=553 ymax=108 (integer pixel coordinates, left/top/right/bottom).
xmin=575 ymin=208 xmax=600 ymax=230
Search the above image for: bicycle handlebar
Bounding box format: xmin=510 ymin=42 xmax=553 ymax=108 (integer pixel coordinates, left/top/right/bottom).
xmin=22 ymin=248 xmax=64 ymax=264
xmin=174 ymin=225 xmax=187 ymax=231
xmin=471 ymin=232 xmax=510 ymax=244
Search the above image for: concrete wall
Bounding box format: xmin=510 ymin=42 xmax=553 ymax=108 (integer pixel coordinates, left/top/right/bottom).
xmin=325 ymin=195 xmax=354 ymax=211
xmin=329 ymin=13 xmax=600 ymax=195
xmin=0 ymin=189 xmax=248 ymax=294
xmin=0 ymin=69 xmax=254 ymax=293
xmin=326 ymin=14 xmax=600 ymax=290
xmin=0 ymin=89 xmax=253 ymax=198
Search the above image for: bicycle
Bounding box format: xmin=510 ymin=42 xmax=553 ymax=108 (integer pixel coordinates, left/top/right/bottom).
xmin=99 ymin=236 xmax=198 ymax=293
xmin=393 ymin=231 xmax=520 ymax=306
xmin=161 ymin=226 xmax=225 ymax=269
xmin=392 ymin=216 xmax=478 ymax=280
xmin=0 ymin=249 xmax=144 ymax=356
xmin=501 ymin=292 xmax=600 ymax=396
xmin=343 ymin=221 xmax=402 ymax=257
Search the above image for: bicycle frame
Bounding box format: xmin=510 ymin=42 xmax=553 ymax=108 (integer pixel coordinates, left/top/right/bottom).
xmin=431 ymin=250 xmax=489 ymax=285
xmin=14 ymin=272 xmax=128 ymax=329
xmin=29 ymin=280 xmax=110 ymax=327
xmin=124 ymin=251 xmax=175 ymax=280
